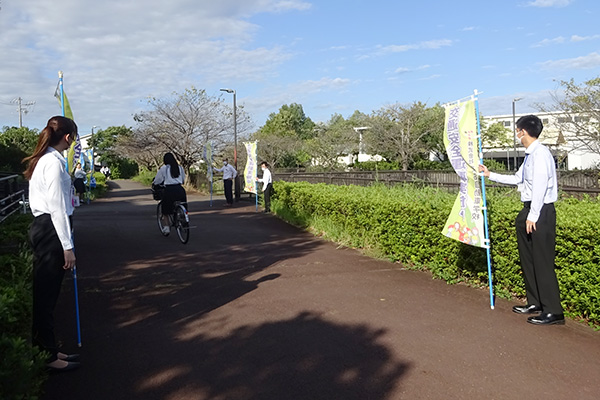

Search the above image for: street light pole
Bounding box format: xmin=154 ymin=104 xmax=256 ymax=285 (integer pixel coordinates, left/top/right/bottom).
xmin=220 ymin=88 xmax=239 ymax=201
xmin=512 ymin=97 xmax=523 ymax=170
xmin=353 ymin=127 xmax=370 ymax=163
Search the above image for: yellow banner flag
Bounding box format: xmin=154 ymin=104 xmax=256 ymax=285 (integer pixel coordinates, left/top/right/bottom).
xmin=441 ymin=99 xmax=485 ymax=247
xmin=244 ymin=141 xmax=258 ymax=194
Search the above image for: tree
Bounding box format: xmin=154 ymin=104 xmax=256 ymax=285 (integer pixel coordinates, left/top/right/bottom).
xmin=254 ymin=103 xmax=316 ymax=169
xmin=89 ymin=126 xmax=132 ymax=166
xmin=481 ymin=120 xmax=513 ymax=149
xmin=416 ymin=104 xmax=445 ymax=162
xmin=366 ymin=102 xmax=440 ymax=171
xmin=538 ymin=77 xmax=600 ymax=156
xmin=0 ymin=126 xmax=39 ymax=172
xmin=307 ymin=114 xmax=360 ymax=170
xmin=87 ymin=126 xmax=141 ymax=179
xmin=130 ymin=87 xmax=251 ymax=178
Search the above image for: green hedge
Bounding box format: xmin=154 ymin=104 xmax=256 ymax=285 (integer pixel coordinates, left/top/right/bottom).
xmin=272 ymin=181 xmax=600 ymax=328
xmin=0 ymin=214 xmax=47 ymax=400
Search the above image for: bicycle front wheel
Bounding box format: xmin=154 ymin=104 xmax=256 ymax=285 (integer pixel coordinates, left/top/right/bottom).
xmin=174 ymin=204 xmax=190 ymax=244
xmin=157 ymin=202 xmax=169 ymax=236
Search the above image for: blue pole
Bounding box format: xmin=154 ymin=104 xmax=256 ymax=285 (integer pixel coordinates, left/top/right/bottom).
xmin=63 ymin=70 xmax=82 ymax=342
xmin=474 ymin=90 xmax=495 ymax=309
xmin=59 ymin=71 xmax=65 ymax=117
xmin=72 ymin=265 xmax=82 ymax=347
xmin=71 ymin=232 xmax=83 ymax=347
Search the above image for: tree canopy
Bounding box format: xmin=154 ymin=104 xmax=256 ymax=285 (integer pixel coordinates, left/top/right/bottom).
xmin=253 ymin=103 xmax=316 ymax=168
xmin=538 ymin=76 xmax=600 ymax=156
xmin=0 ymin=126 xmax=39 ymax=172
xmin=124 ymin=87 xmax=251 ymax=178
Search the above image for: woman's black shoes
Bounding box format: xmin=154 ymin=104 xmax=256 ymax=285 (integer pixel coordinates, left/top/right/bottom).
xmin=47 ymin=360 xmax=80 ymax=372
xmin=57 ymin=353 xmax=80 ymax=362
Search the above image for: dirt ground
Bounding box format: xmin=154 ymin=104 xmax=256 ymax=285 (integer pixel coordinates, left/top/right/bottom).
xmin=42 ymin=179 xmax=600 ymax=400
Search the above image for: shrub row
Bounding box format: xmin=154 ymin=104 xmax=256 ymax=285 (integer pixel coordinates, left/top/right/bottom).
xmin=0 ymin=214 xmax=47 ymax=399
xmin=271 ymin=181 xmax=600 ymax=328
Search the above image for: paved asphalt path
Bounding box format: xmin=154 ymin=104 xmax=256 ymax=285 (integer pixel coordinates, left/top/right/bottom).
xmin=43 ymin=180 xmax=599 ymax=400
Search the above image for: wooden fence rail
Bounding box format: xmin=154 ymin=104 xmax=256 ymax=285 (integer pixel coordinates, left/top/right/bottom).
xmin=273 ymin=170 xmax=600 ymax=193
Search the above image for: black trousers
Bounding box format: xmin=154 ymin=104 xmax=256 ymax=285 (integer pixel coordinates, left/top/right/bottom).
xmin=224 ymin=179 xmax=233 ymax=204
xmin=29 ymin=214 xmax=68 ymax=362
xmin=515 ymin=203 xmax=562 ymax=314
xmin=263 ymin=183 xmax=272 ymax=212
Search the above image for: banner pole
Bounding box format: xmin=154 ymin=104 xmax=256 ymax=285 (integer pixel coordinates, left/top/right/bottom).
xmin=474 ymin=89 xmax=495 ymax=309
xmin=59 ymin=71 xmax=65 ymax=117
xmin=61 ymin=70 xmax=83 ymax=341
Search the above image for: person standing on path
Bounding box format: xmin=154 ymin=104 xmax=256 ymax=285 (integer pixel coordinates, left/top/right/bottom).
xmin=256 ymin=161 xmax=273 ymax=212
xmin=23 ymin=115 xmax=81 ymax=371
xmin=73 ymin=162 xmax=86 ymax=204
xmin=214 ymin=158 xmax=237 ymax=206
xmin=479 ymin=114 xmax=563 ymax=325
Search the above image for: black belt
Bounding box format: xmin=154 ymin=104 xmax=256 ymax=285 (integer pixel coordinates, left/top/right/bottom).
xmin=523 ymin=201 xmax=531 ymax=208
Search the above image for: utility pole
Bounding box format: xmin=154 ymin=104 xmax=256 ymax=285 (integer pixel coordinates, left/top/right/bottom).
xmin=12 ymin=97 xmax=36 ymax=128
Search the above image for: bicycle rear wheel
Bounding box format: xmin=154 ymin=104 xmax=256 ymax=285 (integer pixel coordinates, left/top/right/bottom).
xmin=157 ymin=202 xmax=169 ymax=236
xmin=174 ymin=204 xmax=190 ymax=244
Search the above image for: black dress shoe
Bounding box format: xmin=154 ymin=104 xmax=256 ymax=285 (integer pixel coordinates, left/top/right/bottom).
xmin=527 ymin=313 xmax=565 ymax=325
xmin=47 ymin=361 xmax=81 ymax=372
xmin=58 ymin=353 xmax=80 ymax=361
xmin=512 ymin=304 xmax=542 ymax=314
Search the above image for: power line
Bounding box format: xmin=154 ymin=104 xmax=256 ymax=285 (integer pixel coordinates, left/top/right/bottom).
xmin=1 ymin=97 xmax=36 ymax=127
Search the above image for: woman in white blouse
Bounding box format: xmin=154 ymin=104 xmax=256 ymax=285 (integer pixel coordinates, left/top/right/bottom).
xmin=153 ymin=152 xmax=187 ymax=234
xmin=23 ymin=116 xmax=80 ymax=371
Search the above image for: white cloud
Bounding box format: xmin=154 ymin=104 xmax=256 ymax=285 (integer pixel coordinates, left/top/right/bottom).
xmin=539 ymin=52 xmax=600 ymax=70
xmin=571 ymin=34 xmax=600 ymax=42
xmin=379 ymin=39 xmax=453 ymax=54
xmin=0 ymin=0 xmax=306 ymax=130
xmin=526 ymin=0 xmax=574 ymax=7
xmin=270 ymin=1 xmax=312 ymax=12
xmin=531 ymin=36 xmax=566 ymax=47
xmin=418 ymin=74 xmax=441 ymax=81
xmin=393 ymin=65 xmax=431 ymax=74
xmin=291 ymin=77 xmax=352 ymax=94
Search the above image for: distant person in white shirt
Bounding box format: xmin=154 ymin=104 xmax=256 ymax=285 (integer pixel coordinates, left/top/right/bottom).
xmin=153 ymin=152 xmax=187 ymax=234
xmin=101 ymin=165 xmax=111 ymax=180
xmin=479 ymin=114 xmax=563 ymax=326
xmin=73 ymin=163 xmax=86 ymax=203
xmin=214 ymin=158 xmax=237 ymax=206
xmin=256 ymin=161 xmax=273 ymax=212
xmin=23 ymin=115 xmax=81 ymax=372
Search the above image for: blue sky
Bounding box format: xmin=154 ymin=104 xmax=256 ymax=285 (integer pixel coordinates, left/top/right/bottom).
xmin=1 ymin=0 xmax=599 ymax=135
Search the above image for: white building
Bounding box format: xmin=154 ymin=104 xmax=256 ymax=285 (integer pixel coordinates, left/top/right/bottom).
xmin=483 ymin=111 xmax=600 ymax=170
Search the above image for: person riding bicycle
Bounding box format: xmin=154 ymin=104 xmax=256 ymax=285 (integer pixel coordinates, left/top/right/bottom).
xmin=153 ymin=153 xmax=187 ymax=235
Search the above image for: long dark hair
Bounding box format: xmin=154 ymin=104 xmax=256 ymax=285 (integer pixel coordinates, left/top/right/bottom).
xmin=163 ymin=152 xmax=180 ymax=179
xmin=23 ymin=116 xmax=77 ymax=180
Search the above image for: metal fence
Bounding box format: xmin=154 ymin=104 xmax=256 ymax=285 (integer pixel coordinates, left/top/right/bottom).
xmin=273 ymin=170 xmax=600 ymax=193
xmin=0 ymin=174 xmax=27 ymax=223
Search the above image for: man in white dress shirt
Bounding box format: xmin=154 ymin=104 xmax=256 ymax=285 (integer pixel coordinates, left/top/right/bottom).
xmin=214 ymin=158 xmax=237 ymax=206
xmin=256 ymin=161 xmax=273 ymax=212
xmin=479 ymin=114 xmax=563 ymax=325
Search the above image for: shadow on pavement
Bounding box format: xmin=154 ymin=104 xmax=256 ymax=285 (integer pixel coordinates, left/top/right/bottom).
xmin=43 ymin=180 xmax=410 ymax=399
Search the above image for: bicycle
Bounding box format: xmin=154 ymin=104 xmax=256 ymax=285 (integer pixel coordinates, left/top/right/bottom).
xmin=152 ymin=185 xmax=190 ymax=244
